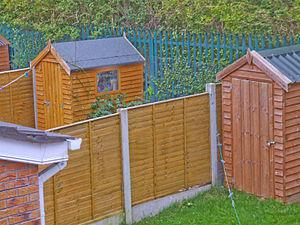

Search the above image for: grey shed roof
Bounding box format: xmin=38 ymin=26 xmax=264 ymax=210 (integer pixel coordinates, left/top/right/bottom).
xmin=259 ymin=44 xmax=300 ymax=83
xmin=52 ymin=37 xmax=145 ymax=72
xmin=0 ymin=121 xmax=74 ymax=143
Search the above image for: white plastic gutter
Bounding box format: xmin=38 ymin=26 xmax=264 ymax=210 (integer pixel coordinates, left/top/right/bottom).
xmin=38 ymin=138 xmax=82 ymax=225
xmin=38 ymin=162 xmax=67 ymax=225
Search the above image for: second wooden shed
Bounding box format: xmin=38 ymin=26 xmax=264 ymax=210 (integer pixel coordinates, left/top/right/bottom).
xmin=0 ymin=35 xmax=10 ymax=71
xmin=30 ymin=37 xmax=145 ymax=130
xmin=217 ymin=45 xmax=300 ymax=203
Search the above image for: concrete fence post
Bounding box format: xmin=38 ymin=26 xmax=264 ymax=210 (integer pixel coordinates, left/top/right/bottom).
xmin=206 ymin=83 xmax=220 ymax=186
xmin=118 ymin=108 xmax=133 ymax=224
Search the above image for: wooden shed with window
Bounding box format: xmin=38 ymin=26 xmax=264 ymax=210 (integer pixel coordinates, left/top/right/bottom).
xmin=0 ymin=35 xmax=10 ymax=71
xmin=217 ymin=45 xmax=300 ymax=203
xmin=30 ymin=37 xmax=145 ymax=130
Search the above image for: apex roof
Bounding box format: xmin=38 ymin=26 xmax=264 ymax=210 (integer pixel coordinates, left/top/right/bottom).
xmin=216 ymin=45 xmax=300 ymax=91
xmin=31 ymin=37 xmax=145 ymax=74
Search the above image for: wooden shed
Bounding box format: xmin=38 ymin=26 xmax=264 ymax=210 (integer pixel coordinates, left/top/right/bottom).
xmin=0 ymin=35 xmax=10 ymax=71
xmin=30 ymin=37 xmax=145 ymax=130
xmin=217 ymin=45 xmax=300 ymax=203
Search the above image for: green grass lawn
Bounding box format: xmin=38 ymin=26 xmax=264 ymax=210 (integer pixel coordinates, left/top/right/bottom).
xmin=132 ymin=187 xmax=300 ymax=225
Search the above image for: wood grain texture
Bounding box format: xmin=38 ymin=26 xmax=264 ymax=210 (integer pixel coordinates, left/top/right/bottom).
xmin=129 ymin=94 xmax=211 ymax=203
xmin=44 ymin=94 xmax=212 ymax=224
xmin=0 ymin=68 xmax=35 ymax=127
xmin=35 ymin=52 xmax=73 ymax=130
xmin=32 ymin=48 xmax=144 ymax=129
xmin=44 ymin=115 xmax=123 ymax=225
xmin=221 ymin=63 xmax=277 ymax=199
xmin=72 ymin=64 xmax=144 ymax=123
xmin=273 ymin=84 xmax=285 ymax=201
xmin=0 ymin=45 xmax=10 ymax=71
xmin=221 ymin=77 xmax=233 ymax=186
xmin=284 ymin=83 xmax=300 ymax=202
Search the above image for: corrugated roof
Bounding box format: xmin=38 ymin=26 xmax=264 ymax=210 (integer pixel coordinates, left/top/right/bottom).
xmin=259 ymin=45 xmax=300 ymax=83
xmin=52 ymin=37 xmax=145 ymax=72
xmin=0 ymin=121 xmax=74 ymax=143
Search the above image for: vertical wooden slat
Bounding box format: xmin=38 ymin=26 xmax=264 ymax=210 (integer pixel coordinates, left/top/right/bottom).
xmin=259 ymin=82 xmax=270 ymax=198
xmin=88 ymin=121 xmax=95 ymax=219
xmin=250 ymin=81 xmax=261 ymax=196
xmin=8 ymin=72 xmax=14 ymax=123
xmin=241 ymin=80 xmax=251 ymax=193
xmin=183 ymin=98 xmax=187 ymax=188
xmin=232 ymin=78 xmax=242 ymax=189
xmin=268 ymin=83 xmax=275 ymax=198
xmin=152 ymin=105 xmax=157 ymax=198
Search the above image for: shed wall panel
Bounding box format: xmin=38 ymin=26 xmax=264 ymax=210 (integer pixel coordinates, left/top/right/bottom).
xmin=273 ymin=84 xmax=285 ymax=201
xmin=0 ymin=45 xmax=10 ymax=71
xmin=222 ymin=77 xmax=233 ymax=186
xmin=285 ymin=83 xmax=300 ymax=202
xmin=72 ymin=63 xmax=144 ymax=123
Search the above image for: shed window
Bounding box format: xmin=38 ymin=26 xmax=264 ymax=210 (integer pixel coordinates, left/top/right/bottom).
xmin=97 ymin=70 xmax=119 ymax=93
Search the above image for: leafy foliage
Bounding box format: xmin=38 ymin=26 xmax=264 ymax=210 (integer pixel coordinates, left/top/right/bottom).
xmin=1 ymin=1 xmax=300 ymax=40
xmin=89 ymin=94 xmax=144 ymax=118
xmin=147 ymin=60 xmax=224 ymax=101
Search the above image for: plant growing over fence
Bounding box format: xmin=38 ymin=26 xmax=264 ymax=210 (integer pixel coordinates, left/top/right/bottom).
xmin=89 ymin=94 xmax=145 ymax=118
xmin=147 ymin=60 xmax=224 ymax=101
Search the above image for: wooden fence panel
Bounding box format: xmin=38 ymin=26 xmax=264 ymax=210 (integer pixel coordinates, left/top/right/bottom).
xmin=45 ymin=93 xmax=212 ymax=224
xmin=185 ymin=95 xmax=211 ymax=187
xmin=90 ymin=117 xmax=123 ymax=219
xmin=128 ymin=93 xmax=211 ymax=205
xmin=0 ymin=68 xmax=35 ymax=127
xmin=153 ymin=100 xmax=186 ymax=197
xmin=49 ymin=122 xmax=92 ymax=225
xmin=128 ymin=106 xmax=155 ymax=205
xmin=44 ymin=115 xmax=123 ymax=225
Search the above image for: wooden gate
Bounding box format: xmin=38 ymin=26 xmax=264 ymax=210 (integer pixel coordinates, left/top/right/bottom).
xmin=232 ymin=78 xmax=274 ymax=198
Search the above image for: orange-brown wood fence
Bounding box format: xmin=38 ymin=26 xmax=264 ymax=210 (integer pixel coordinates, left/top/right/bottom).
xmin=0 ymin=68 xmax=35 ymax=127
xmin=44 ymin=91 xmax=220 ymax=225
xmin=0 ymin=70 xmax=222 ymax=224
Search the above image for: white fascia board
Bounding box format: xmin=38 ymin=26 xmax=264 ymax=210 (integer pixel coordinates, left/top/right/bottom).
xmin=0 ymin=137 xmax=69 ymax=165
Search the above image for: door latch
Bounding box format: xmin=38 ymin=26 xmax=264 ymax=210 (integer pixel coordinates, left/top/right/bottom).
xmin=267 ymin=140 xmax=275 ymax=147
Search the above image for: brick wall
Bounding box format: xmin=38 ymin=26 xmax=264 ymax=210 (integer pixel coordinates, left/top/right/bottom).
xmin=0 ymin=160 xmax=40 ymax=225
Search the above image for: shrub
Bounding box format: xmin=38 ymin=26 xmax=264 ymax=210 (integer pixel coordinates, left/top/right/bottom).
xmin=89 ymin=94 xmax=145 ymax=118
xmin=147 ymin=60 xmax=224 ymax=101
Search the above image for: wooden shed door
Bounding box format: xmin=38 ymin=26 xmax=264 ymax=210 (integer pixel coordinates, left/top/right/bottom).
xmin=232 ymin=78 xmax=274 ymax=198
xmin=43 ymin=63 xmax=64 ymax=129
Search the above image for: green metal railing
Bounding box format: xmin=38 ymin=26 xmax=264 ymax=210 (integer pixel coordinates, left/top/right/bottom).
xmin=1 ymin=25 xmax=299 ymax=101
